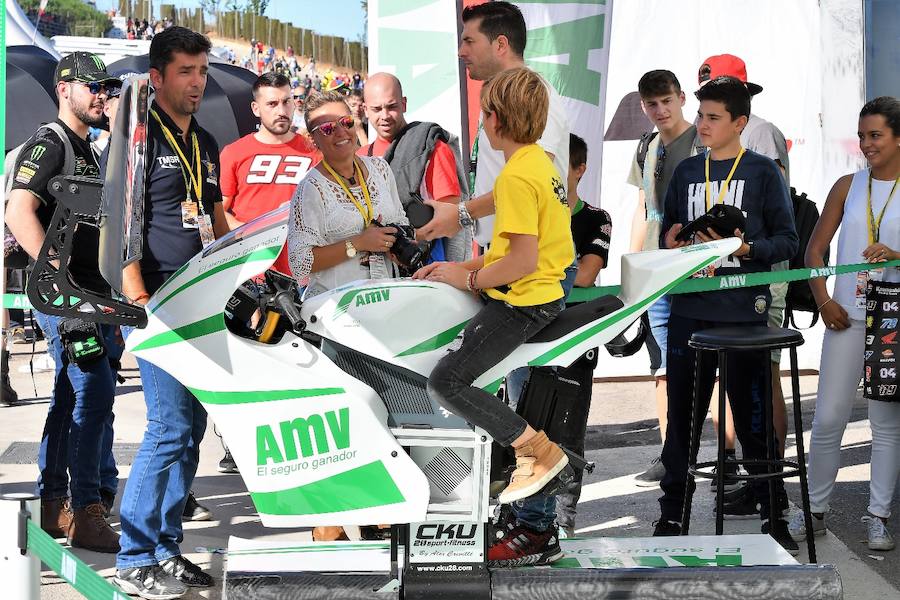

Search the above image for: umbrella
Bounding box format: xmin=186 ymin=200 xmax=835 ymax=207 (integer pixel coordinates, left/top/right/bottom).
xmin=108 ymin=55 xmax=257 ymax=149
xmin=5 ymin=45 xmax=60 ymax=151
xmin=207 ymin=62 xmax=258 ymax=140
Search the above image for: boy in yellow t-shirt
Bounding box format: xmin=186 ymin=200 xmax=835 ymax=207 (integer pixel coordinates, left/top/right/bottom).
xmin=414 ymin=67 xmax=574 ymax=515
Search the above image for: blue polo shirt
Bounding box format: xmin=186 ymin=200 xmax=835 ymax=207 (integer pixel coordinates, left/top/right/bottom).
xmin=142 ymin=102 xmax=222 ymax=294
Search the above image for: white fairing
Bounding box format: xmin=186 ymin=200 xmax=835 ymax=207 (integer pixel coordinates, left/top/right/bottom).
xmin=127 ymin=206 xmax=739 ymax=527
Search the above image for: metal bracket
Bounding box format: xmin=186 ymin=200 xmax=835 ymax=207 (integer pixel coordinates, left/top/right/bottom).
xmin=26 ymin=175 xmax=147 ymax=327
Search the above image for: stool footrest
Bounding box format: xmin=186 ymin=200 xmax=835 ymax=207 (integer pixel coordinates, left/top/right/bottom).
xmin=690 ymin=459 xmax=801 ymax=482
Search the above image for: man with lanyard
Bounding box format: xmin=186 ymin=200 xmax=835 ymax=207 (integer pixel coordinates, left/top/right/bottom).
xmin=654 ymin=77 xmax=798 ymax=555
xmin=416 ymin=1 xmax=569 ymax=248
xmin=359 ymin=72 xmax=469 ymax=263
xmin=6 ymin=51 xmax=122 ymax=553
xmin=113 ymin=27 xmax=228 ymax=599
xmin=696 ymin=55 xmax=794 ymax=515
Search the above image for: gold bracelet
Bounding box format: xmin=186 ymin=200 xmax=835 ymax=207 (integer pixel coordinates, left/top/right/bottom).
xmin=817 ymin=298 xmax=833 ymax=311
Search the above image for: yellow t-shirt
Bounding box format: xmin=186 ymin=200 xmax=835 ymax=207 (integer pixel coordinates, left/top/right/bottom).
xmin=484 ymin=144 xmax=575 ymax=306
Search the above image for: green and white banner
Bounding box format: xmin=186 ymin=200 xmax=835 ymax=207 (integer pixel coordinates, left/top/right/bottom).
xmin=366 ymin=0 xmax=466 ymax=142
xmin=517 ymin=0 xmax=613 ymax=209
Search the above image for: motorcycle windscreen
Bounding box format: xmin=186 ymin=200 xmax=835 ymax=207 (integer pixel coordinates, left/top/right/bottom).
xmin=99 ymin=75 xmax=151 ymax=293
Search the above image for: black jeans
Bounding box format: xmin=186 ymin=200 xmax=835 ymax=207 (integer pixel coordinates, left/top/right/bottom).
xmin=659 ymin=313 xmax=786 ymax=523
xmin=428 ymin=296 xmax=561 ymax=446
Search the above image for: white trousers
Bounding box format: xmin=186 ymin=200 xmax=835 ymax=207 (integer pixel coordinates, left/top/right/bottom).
xmin=807 ymin=318 xmax=900 ymax=517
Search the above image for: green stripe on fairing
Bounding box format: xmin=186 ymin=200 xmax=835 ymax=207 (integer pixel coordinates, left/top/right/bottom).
xmin=251 ymin=461 xmax=405 ymax=515
xmin=130 ymin=313 xmax=225 ymax=351
xmin=333 ymin=284 xmax=435 ymax=318
xmin=229 ymin=543 xmax=390 ymax=556
xmin=153 ymin=245 xmax=281 ymax=312
xmin=188 ymin=387 xmax=345 ymax=405
xmin=154 ymin=261 xmax=193 ymax=296
xmin=396 ymin=320 xmax=468 ymax=357
xmin=480 ymin=255 xmax=720 ymax=394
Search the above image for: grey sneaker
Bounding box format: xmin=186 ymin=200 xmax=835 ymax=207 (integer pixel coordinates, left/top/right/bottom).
xmin=113 ymin=564 xmax=187 ymax=599
xmin=788 ymin=510 xmax=827 ymax=542
xmin=863 ymin=515 xmax=895 ymax=551
xmin=634 ymin=456 xmax=665 ymax=487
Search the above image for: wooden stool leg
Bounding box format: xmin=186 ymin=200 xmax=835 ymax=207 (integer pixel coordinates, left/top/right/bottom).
xmin=681 ymin=349 xmax=705 ymax=534
xmin=791 ymin=346 xmax=817 ymax=562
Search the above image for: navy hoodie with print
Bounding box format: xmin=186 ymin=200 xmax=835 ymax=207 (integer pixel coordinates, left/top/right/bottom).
xmin=660 ymin=149 xmax=798 ymax=322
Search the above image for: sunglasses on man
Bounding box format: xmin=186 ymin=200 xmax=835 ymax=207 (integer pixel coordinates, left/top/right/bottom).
xmin=70 ymin=80 xmax=115 ymax=95
xmin=309 ymin=115 xmax=355 ymax=136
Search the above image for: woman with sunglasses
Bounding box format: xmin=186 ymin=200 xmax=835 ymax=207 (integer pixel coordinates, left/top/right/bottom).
xmin=286 ymin=91 xmax=409 ymax=542
xmin=287 ymin=91 xmax=409 ymax=301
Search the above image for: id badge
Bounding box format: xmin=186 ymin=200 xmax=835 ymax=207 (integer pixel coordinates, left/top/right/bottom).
xmin=855 ymin=270 xmax=869 ymax=309
xmin=181 ymin=201 xmax=199 ymax=229
xmin=199 ymin=214 xmax=215 ymax=248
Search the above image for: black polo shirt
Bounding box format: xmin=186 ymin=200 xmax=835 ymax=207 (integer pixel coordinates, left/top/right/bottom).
xmin=10 ymin=119 xmax=109 ymax=294
xmin=142 ymin=101 xmax=222 ymax=294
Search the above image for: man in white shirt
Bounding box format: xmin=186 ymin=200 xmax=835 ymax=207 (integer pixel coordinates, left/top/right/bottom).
xmin=417 ymin=1 xmax=569 ymax=248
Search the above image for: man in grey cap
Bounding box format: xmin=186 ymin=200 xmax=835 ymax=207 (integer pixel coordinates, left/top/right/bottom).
xmin=6 ymin=51 xmax=121 ymax=553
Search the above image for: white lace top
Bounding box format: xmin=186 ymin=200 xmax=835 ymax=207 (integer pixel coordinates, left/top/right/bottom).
xmin=287 ymin=156 xmax=409 ymax=298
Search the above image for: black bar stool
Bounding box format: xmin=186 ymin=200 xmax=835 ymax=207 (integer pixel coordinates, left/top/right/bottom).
xmin=680 ymin=326 xmax=816 ymax=562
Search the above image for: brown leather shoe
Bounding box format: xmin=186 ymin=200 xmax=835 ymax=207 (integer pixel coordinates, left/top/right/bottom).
xmin=312 ymin=526 xmax=349 ymax=541
xmin=68 ymin=503 xmax=120 ymax=553
xmin=40 ymin=497 xmax=73 ymax=539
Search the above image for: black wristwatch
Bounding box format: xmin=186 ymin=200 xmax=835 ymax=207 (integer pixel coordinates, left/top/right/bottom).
xmin=743 ymin=240 xmax=755 ymax=260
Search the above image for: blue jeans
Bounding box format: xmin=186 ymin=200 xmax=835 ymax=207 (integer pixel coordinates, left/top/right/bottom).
xmin=644 ymin=294 xmax=671 ymax=376
xmin=101 ymin=331 xmax=126 ymax=494
xmin=117 ymin=327 xmax=207 ymax=569
xmin=33 ymin=312 xmax=118 ymax=509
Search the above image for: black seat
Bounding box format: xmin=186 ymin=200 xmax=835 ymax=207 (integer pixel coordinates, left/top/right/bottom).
xmin=527 ymin=295 xmax=623 ymax=343
xmin=689 ymin=326 xmax=803 ymax=351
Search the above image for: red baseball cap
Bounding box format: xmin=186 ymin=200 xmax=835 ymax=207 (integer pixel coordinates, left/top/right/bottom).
xmin=697 ymin=54 xmax=763 ymax=95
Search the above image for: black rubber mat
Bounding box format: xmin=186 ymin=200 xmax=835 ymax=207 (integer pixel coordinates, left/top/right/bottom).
xmin=0 ymin=442 xmax=142 ymax=465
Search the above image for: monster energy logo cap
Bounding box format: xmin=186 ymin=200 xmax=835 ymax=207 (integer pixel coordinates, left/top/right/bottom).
xmin=54 ymin=52 xmax=118 ymax=85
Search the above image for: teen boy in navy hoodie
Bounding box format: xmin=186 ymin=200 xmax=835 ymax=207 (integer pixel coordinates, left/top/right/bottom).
xmin=653 ymin=76 xmax=799 ymax=554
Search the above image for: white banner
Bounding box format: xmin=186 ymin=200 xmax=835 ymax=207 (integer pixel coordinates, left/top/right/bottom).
xmin=595 ymin=0 xmax=864 ymax=376
xmin=366 ymin=0 xmax=466 ymax=142
xmin=517 ymin=0 xmax=613 ymax=210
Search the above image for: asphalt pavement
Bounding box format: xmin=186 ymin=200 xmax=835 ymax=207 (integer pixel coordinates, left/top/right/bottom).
xmin=1 ymin=335 xmax=897 ymax=599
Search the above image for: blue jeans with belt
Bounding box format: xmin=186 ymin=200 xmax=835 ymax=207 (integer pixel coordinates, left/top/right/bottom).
xmin=116 ymin=326 xmax=207 ymax=569
xmin=34 ymin=311 xmax=118 ymax=509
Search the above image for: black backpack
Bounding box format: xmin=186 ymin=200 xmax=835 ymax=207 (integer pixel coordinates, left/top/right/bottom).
xmin=785 ymin=187 xmax=828 ymax=328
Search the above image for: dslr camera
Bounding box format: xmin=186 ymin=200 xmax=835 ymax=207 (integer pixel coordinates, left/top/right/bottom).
xmin=374 ymin=221 xmax=430 ymax=272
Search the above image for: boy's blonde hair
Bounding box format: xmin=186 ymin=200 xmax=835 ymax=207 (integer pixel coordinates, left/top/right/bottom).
xmin=480 ymin=68 xmax=548 ymax=144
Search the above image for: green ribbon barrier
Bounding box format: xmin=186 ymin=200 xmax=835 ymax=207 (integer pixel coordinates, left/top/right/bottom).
xmin=567 ymin=259 xmax=900 ymax=304
xmin=3 ymin=293 xmax=33 ymax=310
xmin=5 ymin=260 xmax=899 ymax=310
xmin=26 ymin=520 xmax=127 ymax=599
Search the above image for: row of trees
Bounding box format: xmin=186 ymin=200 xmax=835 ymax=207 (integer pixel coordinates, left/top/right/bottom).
xmin=115 ymin=1 xmax=367 ymax=72
xmin=20 ymin=0 xmax=112 ymax=37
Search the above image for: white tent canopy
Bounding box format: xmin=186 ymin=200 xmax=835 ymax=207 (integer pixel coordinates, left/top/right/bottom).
xmin=5 ymin=0 xmax=60 ymax=58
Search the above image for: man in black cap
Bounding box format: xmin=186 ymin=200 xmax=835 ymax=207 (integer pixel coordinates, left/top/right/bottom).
xmin=6 ymin=51 xmax=122 ymax=553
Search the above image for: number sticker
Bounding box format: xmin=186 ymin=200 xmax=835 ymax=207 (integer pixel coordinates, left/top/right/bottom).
xmin=246 ymin=155 xmax=313 ymax=185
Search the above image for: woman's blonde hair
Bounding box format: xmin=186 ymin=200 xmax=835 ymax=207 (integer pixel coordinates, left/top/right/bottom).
xmin=480 ymin=68 xmax=548 ymax=144
xmin=303 ymin=90 xmax=350 ymax=129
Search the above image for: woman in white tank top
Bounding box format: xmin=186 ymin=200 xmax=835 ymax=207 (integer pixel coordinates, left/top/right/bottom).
xmin=790 ymin=97 xmax=900 ymax=551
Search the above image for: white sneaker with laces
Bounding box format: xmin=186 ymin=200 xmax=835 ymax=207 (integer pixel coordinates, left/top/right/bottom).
xmin=788 ymin=510 xmax=826 ymax=542
xmin=863 ymin=515 xmax=895 ymax=551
